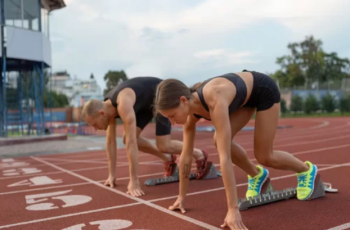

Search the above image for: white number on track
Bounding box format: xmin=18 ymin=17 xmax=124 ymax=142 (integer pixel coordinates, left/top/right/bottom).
xmin=25 ymin=189 xmax=92 ymax=211
xmin=2 ymin=168 xmax=42 ymax=176
xmin=1 ymin=158 xmax=15 ymax=162
xmin=0 ymin=161 xmax=30 ymax=169
xmin=7 ymin=176 xmax=63 ymax=187
xmin=61 ymin=219 xmax=150 ymax=230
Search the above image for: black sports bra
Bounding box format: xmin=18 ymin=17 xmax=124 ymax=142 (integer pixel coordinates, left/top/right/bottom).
xmin=193 ymin=73 xmax=247 ymax=121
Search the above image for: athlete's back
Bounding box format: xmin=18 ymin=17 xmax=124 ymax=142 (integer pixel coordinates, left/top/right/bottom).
xmin=104 ymin=76 xmax=163 ymax=113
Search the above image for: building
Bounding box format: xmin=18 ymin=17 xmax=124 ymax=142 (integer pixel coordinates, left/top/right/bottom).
xmin=0 ymin=0 xmax=66 ymax=137
xmin=49 ymin=71 xmax=104 ymax=107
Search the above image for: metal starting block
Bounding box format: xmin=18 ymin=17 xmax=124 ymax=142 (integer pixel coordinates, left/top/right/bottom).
xmin=144 ymin=161 xmax=221 ymax=186
xmin=238 ymin=174 xmax=338 ymax=211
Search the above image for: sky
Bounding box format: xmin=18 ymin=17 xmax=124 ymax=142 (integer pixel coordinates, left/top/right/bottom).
xmin=49 ymin=0 xmax=350 ymax=91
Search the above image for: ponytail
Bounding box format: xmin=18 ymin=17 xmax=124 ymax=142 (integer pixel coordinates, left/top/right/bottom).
xmin=189 ymin=82 xmax=203 ymax=93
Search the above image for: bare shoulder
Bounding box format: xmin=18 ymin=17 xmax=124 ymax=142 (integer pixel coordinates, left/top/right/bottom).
xmin=202 ymin=79 xmax=234 ymax=110
xmin=116 ymin=88 xmax=137 ymax=123
xmin=117 ymin=88 xmax=136 ymax=105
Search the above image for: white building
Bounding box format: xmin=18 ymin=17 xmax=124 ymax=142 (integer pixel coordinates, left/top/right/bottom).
xmin=49 ymin=72 xmax=104 ymax=107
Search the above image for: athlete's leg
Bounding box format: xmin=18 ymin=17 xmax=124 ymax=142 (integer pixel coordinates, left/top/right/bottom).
xmin=214 ymin=108 xmax=259 ymax=177
xmin=254 ymin=102 xmax=317 ymax=200
xmin=254 ymin=103 xmax=309 ymax=171
xmin=154 ymin=114 xmax=208 ymax=177
xmin=122 ymin=128 xmax=170 ymax=162
xmin=228 ymin=107 xmax=260 ymax=177
xmin=123 ymin=109 xmax=170 ymax=162
xmin=213 ymin=107 xmax=268 ymax=198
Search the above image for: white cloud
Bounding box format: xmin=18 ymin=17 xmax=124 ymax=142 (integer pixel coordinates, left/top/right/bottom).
xmin=244 ymin=0 xmax=350 ymax=39
xmin=194 ymin=49 xmax=226 ymax=59
xmin=193 ymin=49 xmax=260 ymax=68
xmin=125 ymin=59 xmax=164 ymax=79
xmin=49 ymin=0 xmax=350 ymax=91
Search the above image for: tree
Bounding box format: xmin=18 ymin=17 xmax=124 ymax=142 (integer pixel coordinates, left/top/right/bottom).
xmin=321 ymin=93 xmax=336 ymax=113
xmin=280 ymin=98 xmax=288 ymax=114
xmin=303 ymin=94 xmax=320 ymax=114
xmin=103 ymin=70 xmax=128 ymax=95
xmin=322 ymin=52 xmax=350 ymax=83
xmin=272 ymin=36 xmax=350 ymax=88
xmin=339 ymin=95 xmax=350 ymax=113
xmin=90 ymin=73 xmax=95 ymax=79
xmin=43 ymin=89 xmax=69 ymax=108
xmin=290 ymin=95 xmax=303 ymax=112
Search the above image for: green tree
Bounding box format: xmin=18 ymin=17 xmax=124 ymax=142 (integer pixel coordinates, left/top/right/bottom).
xmin=272 ymin=35 xmax=350 ymax=88
xmin=280 ymin=98 xmax=288 ymax=114
xmin=339 ymin=95 xmax=350 ymax=113
xmin=299 ymin=36 xmax=325 ymax=86
xmin=321 ymin=93 xmax=336 ymax=113
xmin=290 ymin=95 xmax=303 ymax=112
xmin=322 ymin=52 xmax=350 ymax=83
xmin=43 ymin=90 xmax=69 ymax=108
xmin=303 ymin=94 xmax=320 ymax=114
xmin=103 ymin=70 xmax=128 ymax=95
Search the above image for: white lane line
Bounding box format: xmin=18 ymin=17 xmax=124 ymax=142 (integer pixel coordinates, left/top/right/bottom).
xmin=30 ymin=157 xmax=222 ymax=230
xmin=2 ymin=142 xmax=350 ymax=182
xmin=326 ymin=222 xmax=350 ymax=230
xmin=36 ymin=157 xmax=107 ymax=164
xmin=0 ymin=203 xmax=141 ymax=229
xmin=147 ymin=161 xmax=350 ymax=203
xmin=208 ymin=143 xmax=350 ymax=162
xmin=0 ymin=182 xmax=91 ymax=196
xmin=1 ymin=161 xmax=348 ymax=229
xmin=0 ymin=172 xmax=168 ymax=196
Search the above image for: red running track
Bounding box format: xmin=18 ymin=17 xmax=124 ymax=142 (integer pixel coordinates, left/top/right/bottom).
xmin=1 ymin=117 xmax=350 ymax=230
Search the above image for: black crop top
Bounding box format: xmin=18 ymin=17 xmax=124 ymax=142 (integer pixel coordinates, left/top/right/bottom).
xmin=193 ymin=73 xmax=247 ymax=121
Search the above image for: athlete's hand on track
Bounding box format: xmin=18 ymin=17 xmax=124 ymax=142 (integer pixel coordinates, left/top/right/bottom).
xmin=126 ymin=180 xmax=145 ymax=197
xmin=169 ymin=197 xmax=186 ymax=213
xmin=221 ymin=209 xmax=248 ymax=230
xmin=104 ymin=175 xmax=117 ymax=188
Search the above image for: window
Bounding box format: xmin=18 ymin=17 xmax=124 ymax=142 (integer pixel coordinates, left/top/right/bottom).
xmin=4 ymin=0 xmax=23 ymax=27
xmin=23 ymin=0 xmax=40 ymax=31
xmin=4 ymin=0 xmax=47 ymax=34
xmin=41 ymin=8 xmax=49 ymax=37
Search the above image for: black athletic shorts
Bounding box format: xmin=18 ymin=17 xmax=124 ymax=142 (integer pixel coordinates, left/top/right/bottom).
xmin=135 ymin=108 xmax=171 ymax=136
xmin=243 ymin=70 xmax=281 ymax=111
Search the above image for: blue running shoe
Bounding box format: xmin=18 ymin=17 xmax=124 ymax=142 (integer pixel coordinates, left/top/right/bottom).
xmin=246 ymin=165 xmax=269 ymax=198
xmin=297 ymin=161 xmax=318 ymax=200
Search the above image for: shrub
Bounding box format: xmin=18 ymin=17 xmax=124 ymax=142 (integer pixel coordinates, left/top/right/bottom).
xmin=290 ymin=95 xmax=303 ymax=112
xmin=280 ymin=98 xmax=288 ymax=114
xmin=303 ymin=94 xmax=320 ymax=114
xmin=321 ymin=93 xmax=336 ymax=113
xmin=339 ymin=95 xmax=350 ymax=113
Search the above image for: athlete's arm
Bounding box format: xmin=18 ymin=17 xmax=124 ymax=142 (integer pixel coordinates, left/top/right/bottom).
xmin=169 ymin=114 xmax=198 ymax=213
xmin=117 ymin=90 xmax=139 ymax=184
xmin=206 ymin=86 xmax=239 ymax=212
xmin=105 ymin=117 xmax=117 ymax=187
xmin=179 ymin=114 xmax=199 ymax=199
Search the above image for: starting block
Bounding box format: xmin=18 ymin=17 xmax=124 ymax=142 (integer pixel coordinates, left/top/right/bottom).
xmin=238 ymin=174 xmax=338 ymax=211
xmin=144 ymin=162 xmax=221 ymax=186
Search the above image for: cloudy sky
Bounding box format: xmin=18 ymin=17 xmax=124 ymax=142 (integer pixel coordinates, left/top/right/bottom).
xmin=49 ymin=0 xmax=350 ymax=91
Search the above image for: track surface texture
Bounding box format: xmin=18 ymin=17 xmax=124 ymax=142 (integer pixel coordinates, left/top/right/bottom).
xmin=1 ymin=117 xmax=350 ymax=230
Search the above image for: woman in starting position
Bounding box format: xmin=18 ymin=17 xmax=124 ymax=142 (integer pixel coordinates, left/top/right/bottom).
xmin=153 ymin=70 xmax=317 ymax=230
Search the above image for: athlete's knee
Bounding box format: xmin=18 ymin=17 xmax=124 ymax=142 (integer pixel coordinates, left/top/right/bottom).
xmin=156 ymin=142 xmax=171 ymax=153
xmin=255 ymin=149 xmax=274 ymax=167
